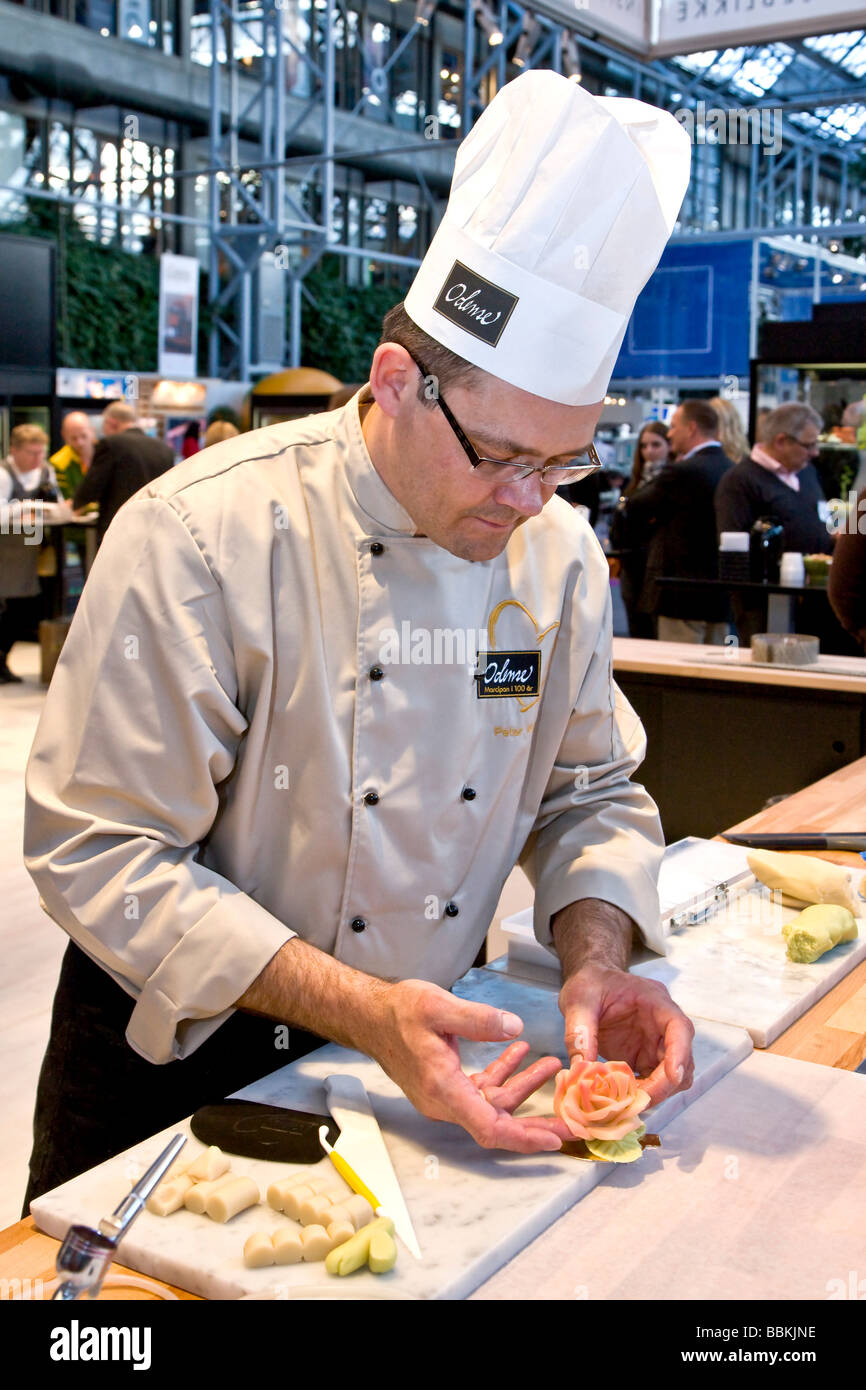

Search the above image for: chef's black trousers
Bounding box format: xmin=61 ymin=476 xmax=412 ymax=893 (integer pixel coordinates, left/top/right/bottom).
xmin=22 ymin=940 xmax=325 ymax=1215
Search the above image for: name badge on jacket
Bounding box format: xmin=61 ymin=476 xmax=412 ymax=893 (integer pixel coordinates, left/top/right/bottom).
xmin=475 ymin=651 xmax=541 ymax=699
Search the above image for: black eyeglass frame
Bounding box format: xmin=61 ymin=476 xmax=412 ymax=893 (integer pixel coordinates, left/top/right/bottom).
xmin=782 ymin=433 xmax=820 ymax=451
xmin=406 ymin=351 xmax=604 ymax=485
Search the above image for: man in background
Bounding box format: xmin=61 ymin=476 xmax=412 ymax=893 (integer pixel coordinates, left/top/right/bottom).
xmin=716 ymin=402 xmax=833 ymax=647
xmin=50 ymin=412 xmax=96 ymax=500
xmin=627 ymin=400 xmax=733 ymax=644
xmin=0 ymin=424 xmax=60 ymax=682
xmin=73 ymin=402 xmax=174 ymax=545
xmin=714 ymin=402 xmax=830 ymax=556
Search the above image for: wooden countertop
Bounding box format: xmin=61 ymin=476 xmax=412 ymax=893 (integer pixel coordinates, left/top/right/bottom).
xmin=722 ymin=753 xmax=866 ymax=1072
xmin=613 ymin=636 xmax=866 ymax=693
xmin=0 ymin=1217 xmax=201 ymax=1301
xmin=6 ymin=756 xmax=866 ymax=1300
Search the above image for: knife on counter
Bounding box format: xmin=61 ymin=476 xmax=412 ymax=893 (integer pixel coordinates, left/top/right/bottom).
xmin=722 ymin=832 xmax=866 ymax=853
xmin=324 ymin=1074 xmax=422 ymax=1261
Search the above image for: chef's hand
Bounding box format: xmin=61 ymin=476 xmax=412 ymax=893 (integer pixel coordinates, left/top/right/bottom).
xmin=560 ymin=963 xmax=695 ymax=1107
xmin=372 ymin=979 xmax=572 ymax=1154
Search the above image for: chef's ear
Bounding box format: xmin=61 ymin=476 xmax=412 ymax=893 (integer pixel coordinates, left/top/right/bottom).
xmin=367 ymin=342 xmax=417 ymax=421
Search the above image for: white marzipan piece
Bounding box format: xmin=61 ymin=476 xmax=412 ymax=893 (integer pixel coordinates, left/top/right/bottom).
xmin=186 ymin=1145 xmax=231 ymax=1182
xmin=299 ymin=1190 xmax=345 ymax=1226
xmin=271 ymin=1223 xmax=304 ymax=1265
xmin=299 ymin=1225 xmax=334 ymax=1261
xmin=243 ymin=1233 xmax=276 ymax=1268
xmin=205 ymin=1176 xmax=260 ymax=1222
xmin=268 ymin=1173 xmax=334 ymax=1213
xmin=279 ymin=1184 xmax=315 ymax=1218
xmin=343 ymin=1194 xmax=375 ymax=1229
xmin=146 ymin=1174 xmax=195 ymax=1216
xmin=184 ymin=1173 xmax=236 ymax=1215
xmin=326 ymin=1218 xmax=355 ymax=1246
xmin=326 ymin=1203 xmax=353 ymax=1227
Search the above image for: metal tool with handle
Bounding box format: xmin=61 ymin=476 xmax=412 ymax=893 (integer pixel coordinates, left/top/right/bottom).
xmin=722 ymin=832 xmax=866 ymax=852
xmin=51 ymin=1133 xmax=186 ymax=1300
xmin=324 ymin=1074 xmax=422 ymax=1261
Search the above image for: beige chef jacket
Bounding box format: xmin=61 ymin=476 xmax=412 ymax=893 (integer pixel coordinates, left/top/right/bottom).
xmin=24 ymin=390 xmax=665 ymax=1065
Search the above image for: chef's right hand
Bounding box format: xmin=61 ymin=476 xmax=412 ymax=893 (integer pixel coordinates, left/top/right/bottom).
xmin=370 ymin=979 xmax=571 ymax=1154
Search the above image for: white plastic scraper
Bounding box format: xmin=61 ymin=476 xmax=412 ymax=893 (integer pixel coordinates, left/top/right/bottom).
xmin=324 ymin=1074 xmax=422 ymax=1261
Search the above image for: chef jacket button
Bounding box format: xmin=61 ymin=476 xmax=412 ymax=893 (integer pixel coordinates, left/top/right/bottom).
xmin=351 ymin=917 xmax=367 ymax=933
xmin=363 ymin=790 xmax=380 ymax=806
xmin=461 ymin=787 xmax=477 ymax=801
xmin=445 ymin=901 xmax=459 ymax=917
xmin=370 ymin=542 xmax=385 ymax=556
xmin=369 ymin=665 xmax=385 ymax=681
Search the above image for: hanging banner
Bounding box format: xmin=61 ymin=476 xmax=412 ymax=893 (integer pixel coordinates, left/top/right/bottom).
xmin=613 ymin=239 xmax=752 ymax=381
xmin=535 ymin=0 xmax=649 ymax=53
xmin=655 ymin=0 xmax=866 ymax=57
xmin=158 ymin=253 xmax=199 ymax=379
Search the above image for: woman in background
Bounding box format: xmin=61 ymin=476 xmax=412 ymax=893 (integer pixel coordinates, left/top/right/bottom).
xmin=710 ymin=396 xmax=750 ymax=466
xmin=181 ymin=421 xmax=202 ymax=459
xmin=609 ymin=421 xmax=670 ymax=639
xmin=203 ymin=420 xmax=240 ymax=449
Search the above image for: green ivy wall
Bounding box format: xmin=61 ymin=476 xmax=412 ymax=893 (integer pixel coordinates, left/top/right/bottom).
xmin=0 ymin=207 xmax=403 ymax=383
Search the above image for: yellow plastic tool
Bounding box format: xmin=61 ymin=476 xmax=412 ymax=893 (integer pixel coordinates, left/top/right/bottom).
xmin=318 ymin=1126 xmax=380 ymax=1211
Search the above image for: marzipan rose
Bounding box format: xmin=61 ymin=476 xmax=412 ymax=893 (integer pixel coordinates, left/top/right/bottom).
xmin=553 ymin=1060 xmax=651 ymax=1141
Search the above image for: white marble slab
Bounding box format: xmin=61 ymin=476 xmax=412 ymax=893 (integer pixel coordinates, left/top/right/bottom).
xmin=497 ymin=887 xmax=866 ymax=1049
xmin=472 ymin=1049 xmax=866 ymax=1301
xmin=633 ymin=890 xmax=866 ymax=1048
xmin=29 ymin=970 xmax=751 ymax=1300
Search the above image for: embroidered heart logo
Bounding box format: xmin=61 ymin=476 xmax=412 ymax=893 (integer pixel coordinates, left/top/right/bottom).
xmin=487 ymin=599 xmax=559 ymax=713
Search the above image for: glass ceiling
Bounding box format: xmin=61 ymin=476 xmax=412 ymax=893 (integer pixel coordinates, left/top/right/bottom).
xmin=674 ymin=30 xmax=866 ymax=143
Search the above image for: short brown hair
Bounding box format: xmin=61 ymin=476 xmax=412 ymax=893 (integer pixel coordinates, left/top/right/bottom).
xmin=103 ymin=401 xmax=137 ymax=426
xmin=678 ymin=399 xmax=719 ymax=437
xmin=10 ymin=423 xmax=49 ymax=448
xmin=378 ymin=301 xmax=482 ymax=407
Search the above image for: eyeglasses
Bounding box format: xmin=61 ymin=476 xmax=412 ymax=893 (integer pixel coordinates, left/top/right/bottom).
xmin=783 ymin=434 xmax=820 ymax=451
xmin=406 ymin=352 xmax=603 ymax=485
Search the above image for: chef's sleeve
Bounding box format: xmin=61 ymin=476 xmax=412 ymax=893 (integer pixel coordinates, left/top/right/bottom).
xmin=518 ymin=575 xmax=666 ymax=957
xmin=23 ymin=494 xmax=296 ymax=1064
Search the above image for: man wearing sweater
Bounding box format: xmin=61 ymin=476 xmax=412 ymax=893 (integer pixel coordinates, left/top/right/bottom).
xmin=715 ymin=403 xmax=833 ymax=646
xmin=714 ymin=402 xmax=832 ymax=557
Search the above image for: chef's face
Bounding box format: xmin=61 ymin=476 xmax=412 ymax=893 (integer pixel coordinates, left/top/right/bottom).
xmin=366 ymin=344 xmax=604 ymax=562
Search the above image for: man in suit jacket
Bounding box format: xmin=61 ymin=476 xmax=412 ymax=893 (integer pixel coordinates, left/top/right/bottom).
xmin=73 ymin=402 xmax=174 ymax=544
xmin=627 ymin=400 xmax=733 ymax=644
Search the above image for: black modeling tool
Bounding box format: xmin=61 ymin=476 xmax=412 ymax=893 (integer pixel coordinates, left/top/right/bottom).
xmin=191 ymin=1100 xmax=340 ymax=1164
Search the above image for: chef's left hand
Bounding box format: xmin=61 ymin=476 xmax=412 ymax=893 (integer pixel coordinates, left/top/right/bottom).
xmin=467 ymin=1040 xmax=573 ymax=1143
xmin=559 ymin=963 xmax=695 ymax=1107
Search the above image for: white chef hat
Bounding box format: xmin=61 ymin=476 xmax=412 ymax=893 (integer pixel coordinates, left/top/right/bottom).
xmin=404 ymin=71 xmax=691 ymax=406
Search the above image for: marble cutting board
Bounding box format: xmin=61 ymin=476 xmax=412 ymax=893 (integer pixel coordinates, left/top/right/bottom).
xmin=632 ymin=890 xmax=866 ymax=1048
xmin=30 ymin=970 xmax=752 ymax=1301
xmin=471 ymin=1049 xmax=866 ymax=1301
xmin=498 ymin=889 xmax=866 ymax=1049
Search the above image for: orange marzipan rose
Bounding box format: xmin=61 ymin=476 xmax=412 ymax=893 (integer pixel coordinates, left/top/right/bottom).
xmin=553 ymin=1060 xmax=651 ymax=1141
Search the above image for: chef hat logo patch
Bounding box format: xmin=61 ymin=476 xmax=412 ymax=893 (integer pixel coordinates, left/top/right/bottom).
xmin=433 ymin=260 xmax=518 ymax=347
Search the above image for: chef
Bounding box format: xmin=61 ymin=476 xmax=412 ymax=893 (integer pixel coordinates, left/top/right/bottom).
xmin=23 ymin=71 xmax=694 ymax=1207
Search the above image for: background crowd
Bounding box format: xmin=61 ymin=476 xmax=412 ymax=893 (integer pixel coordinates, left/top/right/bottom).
xmin=3 ymin=389 xmax=866 ymax=683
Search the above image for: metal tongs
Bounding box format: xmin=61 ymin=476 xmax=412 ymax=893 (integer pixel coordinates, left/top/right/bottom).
xmin=51 ymin=1133 xmax=186 ymax=1300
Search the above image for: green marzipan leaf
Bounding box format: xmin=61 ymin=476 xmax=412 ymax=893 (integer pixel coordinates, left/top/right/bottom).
xmin=584 ymin=1123 xmax=647 ymax=1163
